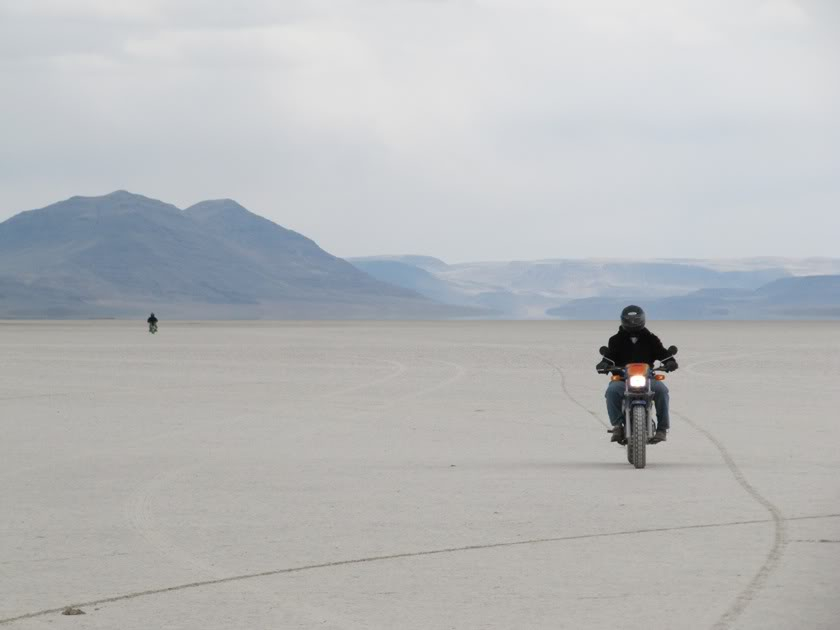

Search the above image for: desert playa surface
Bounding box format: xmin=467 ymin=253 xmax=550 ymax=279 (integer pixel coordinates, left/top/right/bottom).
xmin=1 ymin=321 xmax=838 ymax=629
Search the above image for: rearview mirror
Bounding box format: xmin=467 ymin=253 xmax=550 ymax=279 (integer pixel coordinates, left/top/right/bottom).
xmin=667 ymin=345 xmax=678 ymax=356
xmin=599 ymin=346 xmax=610 ymax=357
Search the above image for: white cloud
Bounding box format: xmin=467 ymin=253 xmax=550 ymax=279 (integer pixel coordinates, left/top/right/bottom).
xmin=0 ymin=0 xmax=838 ymax=260
xmin=0 ymin=0 xmax=163 ymax=21
xmin=758 ymin=0 xmax=812 ymax=27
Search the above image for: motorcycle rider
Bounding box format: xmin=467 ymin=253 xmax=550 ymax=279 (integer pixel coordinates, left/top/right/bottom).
xmin=596 ymin=305 xmax=678 ymax=443
xmin=147 ymin=312 xmax=158 ymax=331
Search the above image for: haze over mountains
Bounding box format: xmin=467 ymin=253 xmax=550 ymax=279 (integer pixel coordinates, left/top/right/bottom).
xmin=350 ymin=256 xmax=840 ymax=319
xmin=1 ymin=191 xmax=838 ymax=319
xmin=0 ymin=191 xmax=473 ymax=319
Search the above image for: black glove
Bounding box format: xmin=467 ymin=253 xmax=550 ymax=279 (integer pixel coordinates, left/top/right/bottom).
xmin=596 ymin=359 xmax=612 ymax=373
xmin=662 ymin=357 xmax=678 ymax=372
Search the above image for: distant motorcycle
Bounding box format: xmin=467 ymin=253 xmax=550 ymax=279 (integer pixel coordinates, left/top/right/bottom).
xmin=597 ymin=345 xmax=678 ymax=469
xmin=148 ymin=322 xmax=158 ymax=334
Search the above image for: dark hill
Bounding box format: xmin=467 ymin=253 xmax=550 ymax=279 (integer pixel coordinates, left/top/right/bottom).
xmin=184 ymin=199 xmax=410 ymax=297
xmin=755 ymin=275 xmax=840 ymax=305
xmin=0 ymin=192 xmax=471 ymax=319
xmin=350 ymin=259 xmax=469 ymax=306
xmin=546 ymin=275 xmax=840 ymax=320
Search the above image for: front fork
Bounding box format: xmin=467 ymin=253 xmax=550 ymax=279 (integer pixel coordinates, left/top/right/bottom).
xmin=623 ymin=394 xmax=655 ymax=439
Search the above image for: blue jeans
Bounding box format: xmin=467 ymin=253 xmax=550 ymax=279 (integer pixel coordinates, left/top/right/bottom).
xmin=605 ymin=380 xmax=670 ymax=430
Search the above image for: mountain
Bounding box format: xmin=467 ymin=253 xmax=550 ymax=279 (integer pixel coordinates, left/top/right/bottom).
xmin=349 ymin=255 xmax=820 ymax=318
xmin=755 ymin=275 xmax=840 ymax=305
xmin=349 ymin=258 xmax=481 ymax=310
xmin=5 ymin=195 xmax=838 ymax=320
xmin=546 ymin=275 xmax=840 ymax=320
xmin=0 ymin=192 xmax=474 ymax=319
xmin=183 ymin=199 xmax=408 ymax=298
xmin=754 ymin=275 xmax=840 ymax=317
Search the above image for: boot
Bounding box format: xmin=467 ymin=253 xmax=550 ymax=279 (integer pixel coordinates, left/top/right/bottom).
xmin=651 ymin=429 xmax=667 ymax=443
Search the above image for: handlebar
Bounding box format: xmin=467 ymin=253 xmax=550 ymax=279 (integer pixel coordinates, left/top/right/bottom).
xmin=597 ymin=363 xmax=673 ymax=375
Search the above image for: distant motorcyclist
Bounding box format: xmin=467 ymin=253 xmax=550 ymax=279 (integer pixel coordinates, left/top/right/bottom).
xmin=147 ymin=312 xmax=158 ymax=333
xmin=596 ymin=305 xmax=678 ymax=443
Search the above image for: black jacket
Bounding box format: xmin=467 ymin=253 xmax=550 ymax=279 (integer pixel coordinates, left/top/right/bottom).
xmin=604 ymin=327 xmax=671 ymax=368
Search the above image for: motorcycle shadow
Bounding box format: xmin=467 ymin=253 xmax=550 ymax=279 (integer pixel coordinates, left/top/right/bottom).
xmin=488 ymin=460 xmax=722 ymax=471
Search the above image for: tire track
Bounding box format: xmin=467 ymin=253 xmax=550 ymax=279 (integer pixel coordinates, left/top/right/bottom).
xmin=390 ymin=358 xmax=467 ymax=404
xmin=540 ymin=358 xmax=609 ymax=429
xmin=123 ymin=469 xmax=358 ymax=629
xmin=123 ymin=467 xmax=221 ymax=578
xmin=3 ymin=355 xmax=410 ymax=482
xmin=5 ymin=354 xmax=469 ymax=625
xmin=678 ymin=352 xmax=789 ymax=630
xmin=322 ymin=359 xmax=408 ymax=399
xmin=2 ymin=512 xmax=834 ymax=626
xmin=674 ymin=410 xmax=788 ymax=630
xmin=544 ymin=351 xmax=788 ymax=630
xmin=0 ymin=357 xmax=408 ymax=402
xmin=117 ymin=355 xmax=464 ymax=595
xmin=120 ymin=354 xmax=787 ymax=630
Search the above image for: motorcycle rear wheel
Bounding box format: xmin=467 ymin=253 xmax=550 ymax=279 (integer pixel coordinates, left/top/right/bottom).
xmin=629 ymin=405 xmax=647 ymax=469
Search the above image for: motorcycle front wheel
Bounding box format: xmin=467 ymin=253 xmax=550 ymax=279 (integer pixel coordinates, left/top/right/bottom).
xmin=628 ymin=405 xmax=647 ymax=469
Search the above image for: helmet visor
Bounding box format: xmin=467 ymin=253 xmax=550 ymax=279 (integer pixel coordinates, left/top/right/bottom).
xmin=621 ymin=310 xmax=645 ymax=331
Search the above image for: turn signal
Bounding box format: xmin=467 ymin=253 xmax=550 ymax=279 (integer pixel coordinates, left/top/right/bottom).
xmin=655 ymin=374 xmax=666 ymax=381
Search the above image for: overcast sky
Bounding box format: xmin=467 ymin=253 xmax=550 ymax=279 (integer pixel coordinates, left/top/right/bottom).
xmin=1 ymin=0 xmax=838 ymax=262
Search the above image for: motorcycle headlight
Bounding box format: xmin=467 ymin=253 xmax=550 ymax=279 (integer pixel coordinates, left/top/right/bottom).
xmin=628 ymin=374 xmax=647 ymax=389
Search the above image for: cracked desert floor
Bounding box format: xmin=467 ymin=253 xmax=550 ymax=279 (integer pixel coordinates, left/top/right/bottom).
xmin=1 ymin=321 xmax=838 ymax=629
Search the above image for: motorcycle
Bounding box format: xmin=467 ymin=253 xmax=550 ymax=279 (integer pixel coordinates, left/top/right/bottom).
xmin=597 ymin=345 xmax=678 ymax=469
xmin=148 ymin=322 xmax=158 ymax=334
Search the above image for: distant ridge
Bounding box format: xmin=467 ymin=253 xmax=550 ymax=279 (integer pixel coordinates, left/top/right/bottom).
xmin=0 ymin=192 xmax=478 ymax=319
xmin=350 ymin=255 xmax=840 ymax=319
xmin=547 ymin=275 xmax=840 ymax=319
xmin=4 ymin=194 xmax=838 ymax=320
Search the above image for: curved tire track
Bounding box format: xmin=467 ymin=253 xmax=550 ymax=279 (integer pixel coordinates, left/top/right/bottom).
xmin=674 ymin=411 xmax=787 ymax=630
xmin=6 ymin=355 xmax=410 ymax=482
xmin=541 ymin=359 xmax=609 ymax=430
xmin=116 ymin=355 xmax=465 ymax=606
xmin=679 ymin=352 xmax=789 ymax=630
xmin=393 ymin=358 xmax=467 ymax=403
xmin=123 ymin=467 xmax=221 ymax=578
xmin=0 ymin=348 xmax=818 ymax=627
xmin=2 ymin=513 xmax=833 ymax=626
xmin=545 ymin=351 xmax=787 ymax=630
xmin=4 ymin=354 xmax=470 ymax=625
xmin=322 ymin=358 xmax=408 ymax=399
xmin=118 ymin=355 xmax=412 ymax=579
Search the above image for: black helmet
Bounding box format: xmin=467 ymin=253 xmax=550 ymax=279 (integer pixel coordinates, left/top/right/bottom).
xmin=620 ymin=305 xmax=646 ymax=332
